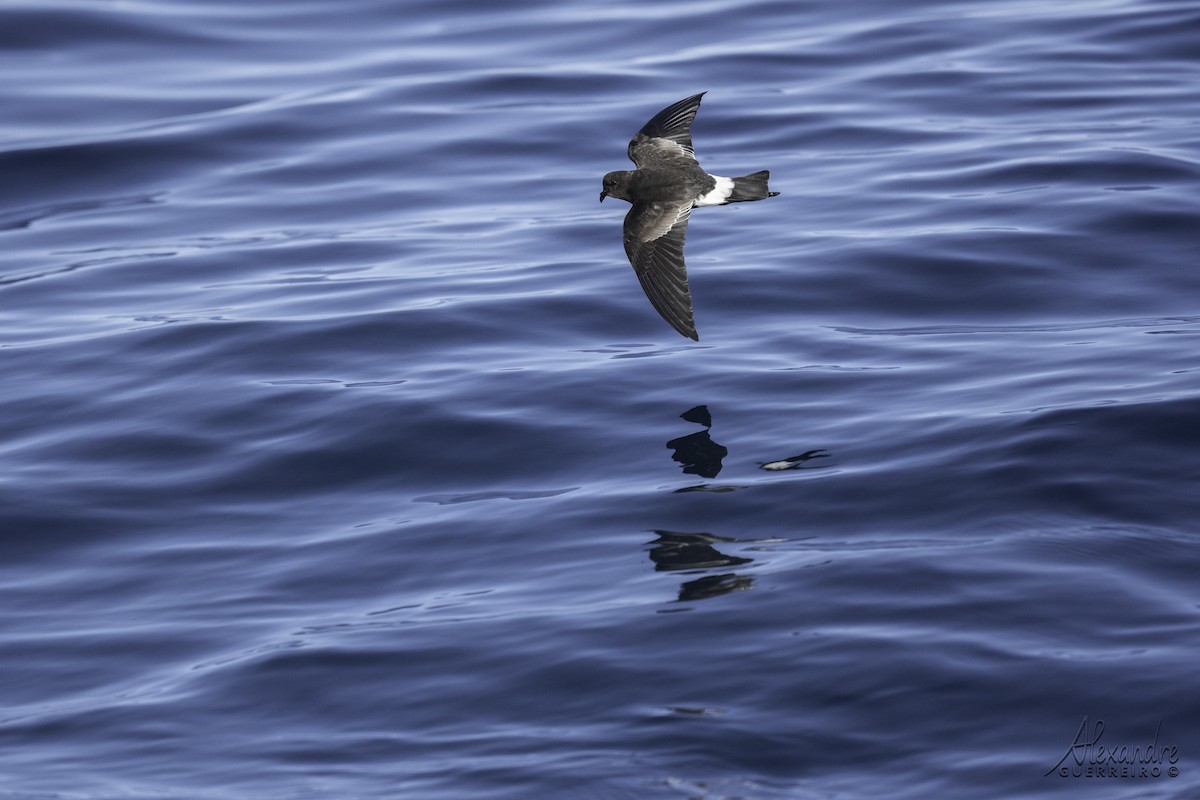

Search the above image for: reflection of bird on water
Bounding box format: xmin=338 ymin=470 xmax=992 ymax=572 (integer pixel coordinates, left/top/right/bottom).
xmin=667 ymin=405 xmax=726 ymax=478
xmin=759 ymin=449 xmax=831 ymax=471
xmin=678 ymin=574 xmax=753 ymax=602
xmin=646 ymin=531 xmax=754 ymax=602
xmin=667 ymin=405 xmax=832 ymax=483
xmin=647 ymin=530 xmax=752 ymax=572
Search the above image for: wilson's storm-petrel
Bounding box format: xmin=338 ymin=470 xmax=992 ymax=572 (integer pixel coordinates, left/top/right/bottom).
xmin=600 ymin=92 xmax=778 ymax=340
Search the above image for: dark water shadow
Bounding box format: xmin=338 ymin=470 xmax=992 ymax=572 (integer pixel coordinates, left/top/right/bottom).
xmin=646 ymin=530 xmax=754 ymax=603
xmin=666 ymin=405 xmax=727 ymax=479
xmin=648 ymin=406 xmax=838 ymax=601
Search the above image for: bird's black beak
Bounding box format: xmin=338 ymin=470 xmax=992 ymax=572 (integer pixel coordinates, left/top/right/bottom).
xmin=599 ymin=191 xmax=607 ymax=202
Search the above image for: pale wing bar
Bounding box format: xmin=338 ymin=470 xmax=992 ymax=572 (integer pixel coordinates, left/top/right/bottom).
xmin=623 ymin=203 xmax=697 ymax=340
xmin=627 ymin=92 xmax=705 ymax=166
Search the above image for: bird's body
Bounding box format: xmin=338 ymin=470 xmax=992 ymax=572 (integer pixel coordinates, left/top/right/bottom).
xmin=600 ymin=92 xmax=778 ymax=340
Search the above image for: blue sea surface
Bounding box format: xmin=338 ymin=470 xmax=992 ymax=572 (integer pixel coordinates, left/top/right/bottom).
xmin=2 ymin=0 xmax=1199 ymax=797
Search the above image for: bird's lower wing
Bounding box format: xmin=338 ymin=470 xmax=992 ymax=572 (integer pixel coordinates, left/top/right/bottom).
xmin=623 ymin=202 xmax=697 ymax=340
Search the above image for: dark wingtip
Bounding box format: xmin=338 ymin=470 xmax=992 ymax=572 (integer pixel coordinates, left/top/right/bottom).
xmin=669 ymin=320 xmax=699 ymax=341
xmin=666 ymin=317 xmax=699 ymax=341
xmin=638 ymin=93 xmax=708 ymax=143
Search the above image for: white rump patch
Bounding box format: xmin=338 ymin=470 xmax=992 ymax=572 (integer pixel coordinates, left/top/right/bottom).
xmin=694 ymin=175 xmax=735 ymax=207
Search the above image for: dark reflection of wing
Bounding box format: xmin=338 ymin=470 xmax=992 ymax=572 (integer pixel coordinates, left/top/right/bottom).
xmin=667 ymin=404 xmax=725 ymax=477
xmin=679 ymin=405 xmax=712 ymax=427
xmin=623 ymin=202 xmax=696 ymax=340
xmin=678 ymin=574 xmax=754 ymax=602
xmin=646 ymin=531 xmax=755 ymax=602
xmin=666 ymin=430 xmax=727 ymax=478
xmin=647 ymin=531 xmax=753 ymax=572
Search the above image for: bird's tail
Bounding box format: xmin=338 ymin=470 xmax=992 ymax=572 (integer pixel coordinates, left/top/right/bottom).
xmin=728 ymin=170 xmax=780 ymax=202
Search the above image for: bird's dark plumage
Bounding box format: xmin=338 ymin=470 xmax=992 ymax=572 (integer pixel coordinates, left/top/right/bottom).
xmin=600 ymin=93 xmax=778 ymax=340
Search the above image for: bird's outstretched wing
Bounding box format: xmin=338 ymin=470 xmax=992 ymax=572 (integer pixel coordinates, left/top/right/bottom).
xmin=623 ymin=201 xmax=697 ymax=340
xmin=627 ymin=92 xmax=705 ymax=168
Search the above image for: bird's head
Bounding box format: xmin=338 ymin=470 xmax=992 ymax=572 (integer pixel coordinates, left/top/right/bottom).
xmin=600 ymin=171 xmax=632 ymax=203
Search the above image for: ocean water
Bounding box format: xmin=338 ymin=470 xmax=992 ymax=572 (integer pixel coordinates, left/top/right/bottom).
xmin=2 ymin=0 xmax=1199 ymax=797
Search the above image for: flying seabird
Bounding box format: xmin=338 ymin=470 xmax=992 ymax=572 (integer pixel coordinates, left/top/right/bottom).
xmin=600 ymin=92 xmax=779 ymax=340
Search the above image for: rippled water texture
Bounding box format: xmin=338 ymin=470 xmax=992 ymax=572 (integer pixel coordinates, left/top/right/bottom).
xmin=2 ymin=0 xmax=1199 ymax=798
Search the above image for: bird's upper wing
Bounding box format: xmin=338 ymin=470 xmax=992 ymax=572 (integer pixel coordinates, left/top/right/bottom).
xmin=623 ymin=201 xmax=697 ymax=340
xmin=627 ymin=92 xmax=705 ymax=168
